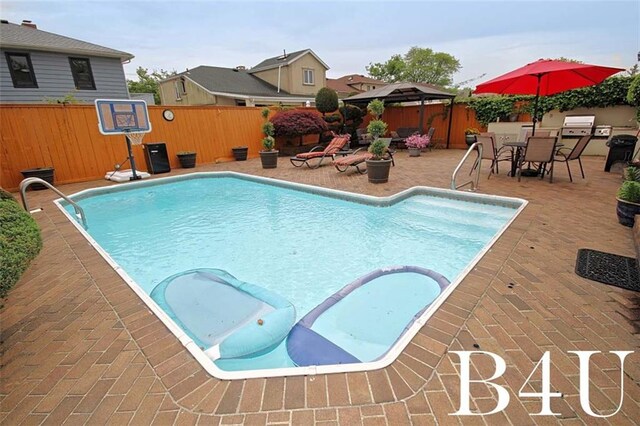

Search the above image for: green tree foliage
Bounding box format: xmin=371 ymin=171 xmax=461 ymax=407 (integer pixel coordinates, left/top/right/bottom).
xmin=366 ymin=47 xmax=461 ymax=87
xmin=315 ymin=87 xmax=339 ymax=115
xmin=127 ymin=67 xmax=176 ymax=104
xmin=0 ymin=198 xmax=42 ymax=299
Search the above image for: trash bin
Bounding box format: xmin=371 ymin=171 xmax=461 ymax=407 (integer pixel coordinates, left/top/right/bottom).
xmin=143 ymin=143 xmax=171 ymax=174
xmin=604 ymin=134 xmax=638 ymax=172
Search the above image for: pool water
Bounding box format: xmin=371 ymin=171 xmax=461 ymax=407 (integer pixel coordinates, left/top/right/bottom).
xmin=65 ymin=175 xmax=520 ymax=373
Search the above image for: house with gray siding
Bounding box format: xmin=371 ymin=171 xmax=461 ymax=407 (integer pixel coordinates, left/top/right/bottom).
xmin=0 ymin=20 xmax=133 ymax=103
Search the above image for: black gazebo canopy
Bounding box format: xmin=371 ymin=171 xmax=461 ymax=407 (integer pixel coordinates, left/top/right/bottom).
xmin=344 ymin=82 xmax=456 ymax=147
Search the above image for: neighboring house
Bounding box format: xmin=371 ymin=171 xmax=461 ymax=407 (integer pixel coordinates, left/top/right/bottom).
xmin=129 ymin=92 xmax=156 ymax=105
xmin=0 ymin=20 xmax=133 ymax=103
xmin=326 ymin=74 xmax=387 ymax=98
xmin=159 ymin=49 xmax=329 ymax=107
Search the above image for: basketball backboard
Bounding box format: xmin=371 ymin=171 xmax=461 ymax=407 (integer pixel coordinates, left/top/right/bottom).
xmin=95 ymin=99 xmax=152 ymax=135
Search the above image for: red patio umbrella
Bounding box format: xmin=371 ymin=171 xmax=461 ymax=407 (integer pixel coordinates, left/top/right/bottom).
xmin=474 ymin=59 xmax=624 ymax=134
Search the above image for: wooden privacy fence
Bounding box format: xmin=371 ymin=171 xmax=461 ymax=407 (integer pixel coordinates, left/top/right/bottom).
xmin=1 ymin=105 xmax=266 ymax=190
xmin=0 ymin=103 xmax=486 ymax=191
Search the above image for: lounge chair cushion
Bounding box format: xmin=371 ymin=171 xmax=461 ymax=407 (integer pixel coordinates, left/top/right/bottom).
xmin=293 ymin=136 xmax=348 ymax=159
xmin=332 ymin=152 xmax=372 ymax=167
xmin=296 ymin=151 xmax=326 ymax=159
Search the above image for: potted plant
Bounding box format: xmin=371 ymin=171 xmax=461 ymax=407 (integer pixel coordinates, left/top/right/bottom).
xmin=176 ymin=151 xmax=197 ymax=168
xmin=259 ymin=109 xmax=279 ymax=168
xmin=405 ymin=134 xmax=430 ymax=157
xmin=232 ymin=146 xmax=248 ymax=161
xmin=616 ymin=166 xmax=640 ymax=226
xmin=365 ymin=99 xmax=391 ymax=183
xmin=464 ymin=128 xmax=480 ymax=146
xmin=366 ymin=138 xmax=392 ymax=183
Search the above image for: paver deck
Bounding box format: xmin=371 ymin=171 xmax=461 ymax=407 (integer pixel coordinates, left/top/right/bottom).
xmin=1 ymin=149 xmax=639 ymax=425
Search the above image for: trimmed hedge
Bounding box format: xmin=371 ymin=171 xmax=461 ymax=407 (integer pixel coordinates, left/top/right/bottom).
xmin=0 ymin=196 xmax=42 ymax=299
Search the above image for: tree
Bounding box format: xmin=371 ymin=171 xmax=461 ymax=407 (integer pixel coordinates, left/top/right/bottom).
xmin=366 ymin=47 xmax=461 ymax=87
xmin=127 ymin=67 xmax=176 ymax=104
xmin=315 ymin=87 xmax=339 ymax=115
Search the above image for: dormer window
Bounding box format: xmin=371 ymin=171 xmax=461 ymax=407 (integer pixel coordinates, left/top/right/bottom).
xmin=303 ymin=68 xmax=315 ymax=85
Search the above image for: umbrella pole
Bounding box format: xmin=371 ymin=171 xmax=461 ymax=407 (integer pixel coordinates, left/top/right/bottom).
xmin=418 ymin=97 xmax=425 ymax=134
xmin=532 ymin=74 xmax=541 ymax=136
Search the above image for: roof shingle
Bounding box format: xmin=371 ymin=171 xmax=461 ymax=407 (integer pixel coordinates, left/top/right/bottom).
xmin=0 ymin=21 xmax=133 ymax=61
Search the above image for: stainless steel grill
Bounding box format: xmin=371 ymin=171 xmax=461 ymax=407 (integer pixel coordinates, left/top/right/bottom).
xmin=561 ymin=115 xmax=595 ymax=137
xmin=594 ymin=125 xmax=612 ymax=137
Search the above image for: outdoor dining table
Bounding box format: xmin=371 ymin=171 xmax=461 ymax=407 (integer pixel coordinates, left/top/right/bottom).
xmin=502 ymin=140 xmax=563 ymax=177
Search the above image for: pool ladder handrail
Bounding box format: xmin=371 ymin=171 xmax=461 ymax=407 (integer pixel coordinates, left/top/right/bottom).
xmin=19 ymin=177 xmax=87 ymax=228
xmin=450 ymin=142 xmax=483 ymax=192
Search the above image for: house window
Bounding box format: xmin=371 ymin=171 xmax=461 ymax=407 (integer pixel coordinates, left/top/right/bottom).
xmin=303 ymin=68 xmax=315 ymax=85
xmin=5 ymin=52 xmax=38 ymax=88
xmin=69 ymin=57 xmax=96 ymax=90
xmin=174 ymin=78 xmax=186 ymax=100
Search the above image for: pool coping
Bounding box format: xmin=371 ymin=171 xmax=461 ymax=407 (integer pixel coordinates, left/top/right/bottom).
xmin=54 ymin=171 xmax=528 ymax=380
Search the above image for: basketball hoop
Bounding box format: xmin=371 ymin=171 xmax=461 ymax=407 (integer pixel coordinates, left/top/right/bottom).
xmin=124 ymin=129 xmax=146 ymax=146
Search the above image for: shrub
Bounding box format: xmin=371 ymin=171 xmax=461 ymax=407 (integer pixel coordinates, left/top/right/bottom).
xmin=0 ymin=188 xmax=15 ymax=202
xmin=262 ymin=136 xmax=275 ymax=151
xmin=367 ymin=120 xmax=388 ymax=139
xmin=271 ymin=110 xmax=328 ymax=137
xmin=261 ymin=107 xmax=270 ymax=120
xmin=315 ymin=88 xmax=339 ymax=115
xmin=323 ymin=113 xmax=342 ymax=123
xmin=339 ymin=105 xmax=365 ymax=140
xmin=368 ymin=138 xmax=388 ymax=160
xmin=617 ymin=180 xmax=640 ymax=203
xmin=367 ymin=99 xmax=385 ymax=118
xmin=627 ymin=74 xmax=640 ymax=122
xmin=262 ymin=121 xmax=275 ymax=137
xmin=624 ymin=166 xmax=640 ymax=182
xmin=0 ymin=199 xmax=42 ymax=299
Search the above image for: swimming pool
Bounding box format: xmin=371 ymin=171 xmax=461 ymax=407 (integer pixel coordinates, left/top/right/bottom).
xmin=57 ymin=172 xmax=526 ymax=379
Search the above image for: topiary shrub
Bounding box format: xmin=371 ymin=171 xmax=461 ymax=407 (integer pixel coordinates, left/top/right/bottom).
xmin=339 ymin=105 xmax=364 ymax=141
xmin=315 ymin=87 xmax=339 ymax=115
xmin=0 ymin=188 xmax=16 ymax=202
xmin=271 ymin=110 xmax=328 ymax=137
xmin=0 ymin=199 xmax=42 ymax=299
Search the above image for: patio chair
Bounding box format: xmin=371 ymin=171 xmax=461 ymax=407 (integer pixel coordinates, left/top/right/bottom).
xmin=475 ymin=135 xmax=511 ymax=178
xmin=356 ymin=128 xmax=372 ymax=146
xmin=516 ymin=136 xmax=558 ymax=182
xmin=290 ymin=135 xmax=350 ymax=169
xmin=333 ymin=138 xmax=395 ymax=173
xmin=553 ymin=135 xmax=592 ymax=182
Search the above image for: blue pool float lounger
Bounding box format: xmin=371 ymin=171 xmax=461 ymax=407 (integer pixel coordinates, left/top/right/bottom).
xmin=150 ymin=268 xmax=296 ymax=360
xmin=286 ymin=265 xmax=450 ymax=367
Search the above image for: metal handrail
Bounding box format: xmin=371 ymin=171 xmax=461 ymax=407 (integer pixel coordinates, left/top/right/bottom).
xmin=451 ymin=142 xmax=483 ymax=191
xmin=19 ymin=177 xmax=87 ymax=228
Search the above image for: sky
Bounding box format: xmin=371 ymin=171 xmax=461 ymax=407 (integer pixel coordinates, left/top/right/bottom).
xmin=2 ymin=0 xmax=639 ymax=87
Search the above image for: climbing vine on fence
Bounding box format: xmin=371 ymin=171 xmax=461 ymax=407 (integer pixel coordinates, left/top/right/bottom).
xmin=461 ymin=76 xmax=634 ymax=126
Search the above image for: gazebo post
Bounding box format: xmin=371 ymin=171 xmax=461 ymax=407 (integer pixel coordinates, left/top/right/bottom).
xmin=418 ymin=96 xmax=425 ymax=134
xmin=446 ymin=100 xmax=454 ymax=149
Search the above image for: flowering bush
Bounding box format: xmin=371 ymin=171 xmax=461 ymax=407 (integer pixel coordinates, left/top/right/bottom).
xmin=271 ymin=110 xmax=328 ymax=137
xmin=405 ymin=134 xmax=430 ymax=149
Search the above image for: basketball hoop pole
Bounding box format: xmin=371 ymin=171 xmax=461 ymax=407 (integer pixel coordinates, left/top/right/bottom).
xmin=124 ymin=133 xmax=140 ymax=180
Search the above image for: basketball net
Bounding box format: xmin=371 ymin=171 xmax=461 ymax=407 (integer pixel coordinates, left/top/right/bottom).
xmin=124 ymin=130 xmax=145 ymax=146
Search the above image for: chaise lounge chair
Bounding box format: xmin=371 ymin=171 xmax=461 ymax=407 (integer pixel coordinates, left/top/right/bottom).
xmin=333 ymin=138 xmax=395 ymax=174
xmin=290 ymin=134 xmax=350 ymax=169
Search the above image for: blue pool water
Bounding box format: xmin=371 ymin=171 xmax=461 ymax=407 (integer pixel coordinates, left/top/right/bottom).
xmin=65 ymin=175 xmax=520 ymax=372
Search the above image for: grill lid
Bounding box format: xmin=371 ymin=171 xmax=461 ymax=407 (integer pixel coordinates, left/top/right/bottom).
xmin=562 ymin=115 xmax=595 ymax=128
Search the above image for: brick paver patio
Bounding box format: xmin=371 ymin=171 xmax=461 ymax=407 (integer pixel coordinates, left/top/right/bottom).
xmin=1 ymin=149 xmax=639 ymax=425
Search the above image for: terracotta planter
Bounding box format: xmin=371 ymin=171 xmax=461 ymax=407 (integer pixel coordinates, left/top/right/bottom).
xmin=366 ymin=158 xmax=392 ymax=184
xmin=260 ymin=150 xmax=279 ymax=169
xmin=408 ymin=148 xmax=421 ymax=157
xmin=232 ymin=146 xmax=248 ymax=161
xmin=20 ymin=167 xmax=55 ymax=190
xmin=616 ymin=198 xmax=640 ymax=227
xmin=177 ymin=153 xmax=197 ymax=168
